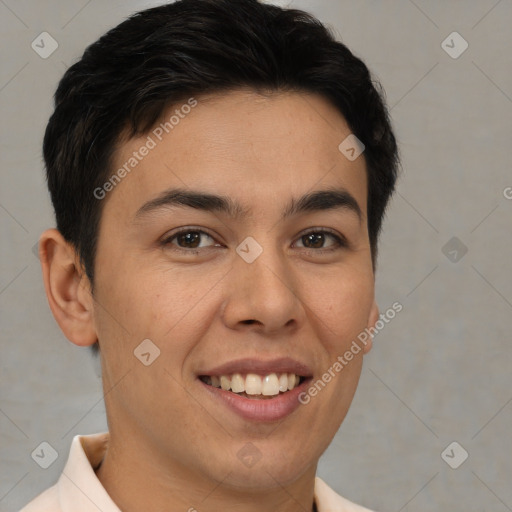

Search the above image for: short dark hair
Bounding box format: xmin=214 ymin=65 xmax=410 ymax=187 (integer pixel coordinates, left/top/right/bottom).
xmin=44 ymin=0 xmax=399 ymax=292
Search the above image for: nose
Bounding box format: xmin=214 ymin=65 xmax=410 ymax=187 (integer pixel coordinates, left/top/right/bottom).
xmin=221 ymin=242 xmax=304 ymax=335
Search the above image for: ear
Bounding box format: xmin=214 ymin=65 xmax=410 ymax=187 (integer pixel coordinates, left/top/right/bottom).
xmin=39 ymin=228 xmax=97 ymax=347
xmin=362 ymin=300 xmax=379 ymax=354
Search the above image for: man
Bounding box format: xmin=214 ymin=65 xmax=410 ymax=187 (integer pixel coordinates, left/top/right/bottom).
xmin=23 ymin=0 xmax=399 ymax=510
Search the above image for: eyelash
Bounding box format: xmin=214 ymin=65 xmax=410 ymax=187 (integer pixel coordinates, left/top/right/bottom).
xmin=160 ymin=227 xmax=348 ymax=255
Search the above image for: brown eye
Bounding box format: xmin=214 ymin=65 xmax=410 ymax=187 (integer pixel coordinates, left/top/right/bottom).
xmin=295 ymin=230 xmax=345 ymax=251
xmin=162 ymin=229 xmax=217 ymax=251
xmin=301 ymin=232 xmax=325 ymax=249
xmin=176 ymin=231 xmax=202 ymax=248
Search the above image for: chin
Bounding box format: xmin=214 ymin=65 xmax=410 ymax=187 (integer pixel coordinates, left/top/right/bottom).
xmin=211 ymin=445 xmax=316 ymax=491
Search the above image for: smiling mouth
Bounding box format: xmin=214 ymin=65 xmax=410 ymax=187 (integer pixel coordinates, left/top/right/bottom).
xmin=199 ymin=373 xmax=307 ymax=400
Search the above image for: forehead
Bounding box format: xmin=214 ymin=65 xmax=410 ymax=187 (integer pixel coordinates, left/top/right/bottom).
xmin=104 ymin=89 xmax=368 ymax=220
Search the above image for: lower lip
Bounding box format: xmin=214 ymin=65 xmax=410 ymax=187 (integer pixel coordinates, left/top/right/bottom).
xmin=198 ymin=378 xmax=312 ymax=422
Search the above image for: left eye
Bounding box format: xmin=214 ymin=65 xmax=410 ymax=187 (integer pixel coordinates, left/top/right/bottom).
xmin=294 ymin=230 xmax=345 ymax=250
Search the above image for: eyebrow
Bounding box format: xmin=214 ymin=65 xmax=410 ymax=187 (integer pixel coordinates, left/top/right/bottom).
xmin=134 ymin=187 xmax=362 ymax=223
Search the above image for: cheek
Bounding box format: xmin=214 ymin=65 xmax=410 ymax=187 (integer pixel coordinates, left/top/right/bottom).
xmin=306 ymin=265 xmax=374 ymax=351
xmin=92 ymin=260 xmax=226 ymax=365
xmin=302 ymin=271 xmax=373 ymax=432
xmin=140 ymin=264 xmax=228 ymax=338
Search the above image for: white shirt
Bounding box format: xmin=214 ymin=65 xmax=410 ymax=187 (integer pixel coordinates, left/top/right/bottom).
xmin=20 ymin=432 xmax=375 ymax=512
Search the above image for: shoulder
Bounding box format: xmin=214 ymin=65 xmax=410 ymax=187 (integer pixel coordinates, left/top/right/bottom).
xmin=315 ymin=477 xmax=376 ymax=512
xmin=18 ymin=432 xmax=110 ymax=512
xmin=19 ymin=483 xmax=60 ymax=512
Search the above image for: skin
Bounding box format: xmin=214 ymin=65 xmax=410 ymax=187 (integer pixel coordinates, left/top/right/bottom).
xmin=40 ymin=89 xmax=379 ymax=512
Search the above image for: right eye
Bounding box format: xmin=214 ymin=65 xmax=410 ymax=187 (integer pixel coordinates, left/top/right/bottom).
xmin=160 ymin=228 xmax=222 ymax=254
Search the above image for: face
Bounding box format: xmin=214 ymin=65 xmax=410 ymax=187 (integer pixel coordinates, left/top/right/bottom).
xmin=90 ymin=89 xmax=378 ymax=489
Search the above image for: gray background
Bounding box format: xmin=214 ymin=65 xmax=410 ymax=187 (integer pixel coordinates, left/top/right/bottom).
xmin=1 ymin=0 xmax=511 ymax=510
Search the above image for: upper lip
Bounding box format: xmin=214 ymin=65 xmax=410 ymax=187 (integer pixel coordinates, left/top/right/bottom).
xmin=198 ymin=357 xmax=313 ymax=377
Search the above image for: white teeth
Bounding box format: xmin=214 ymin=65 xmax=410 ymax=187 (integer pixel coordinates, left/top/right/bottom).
xmin=262 ymin=374 xmax=280 ymax=396
xmin=245 ymin=374 xmax=263 ymax=395
xmin=231 ymin=373 xmax=245 ymax=393
xmin=287 ymin=373 xmax=296 ymax=391
xmin=203 ymin=372 xmax=303 ymax=396
xmin=220 ymin=375 xmax=231 ymax=391
xmin=279 ymin=373 xmax=289 ymax=392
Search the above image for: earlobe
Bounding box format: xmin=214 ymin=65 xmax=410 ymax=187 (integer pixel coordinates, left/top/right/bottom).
xmin=363 ymin=300 xmax=379 ymax=354
xmin=39 ymin=228 xmax=97 ymax=347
